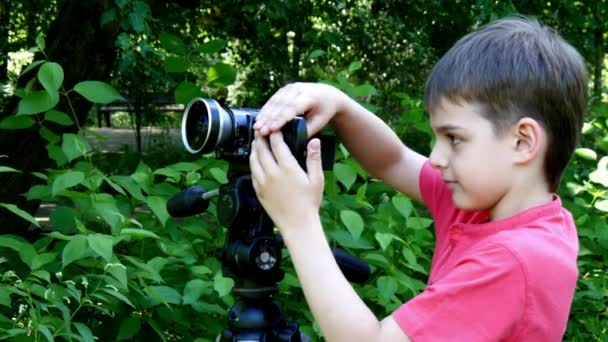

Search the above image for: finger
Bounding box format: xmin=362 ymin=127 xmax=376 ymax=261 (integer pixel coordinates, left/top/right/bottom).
xmin=253 ymin=134 xmax=280 ymax=175
xmin=249 ymin=141 xmax=266 ymax=185
xmin=306 ymin=138 xmax=324 ymax=187
xmin=256 ymin=85 xmax=293 ymax=130
xmin=269 ymin=131 xmax=299 ymax=167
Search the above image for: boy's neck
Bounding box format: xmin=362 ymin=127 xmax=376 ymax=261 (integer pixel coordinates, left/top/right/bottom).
xmin=489 ymin=179 xmax=553 ymax=221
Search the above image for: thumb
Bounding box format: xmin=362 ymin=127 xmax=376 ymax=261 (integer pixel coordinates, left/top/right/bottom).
xmin=306 ymin=138 xmax=324 ymax=185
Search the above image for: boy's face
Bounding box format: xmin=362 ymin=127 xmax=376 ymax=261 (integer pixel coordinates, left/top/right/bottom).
xmin=429 ymin=98 xmax=515 ymax=212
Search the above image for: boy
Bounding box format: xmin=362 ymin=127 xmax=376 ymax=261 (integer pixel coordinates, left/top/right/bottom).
xmin=249 ymin=16 xmax=587 ymax=341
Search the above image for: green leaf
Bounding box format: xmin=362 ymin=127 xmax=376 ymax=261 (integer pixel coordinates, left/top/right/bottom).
xmin=38 ymin=62 xmax=64 ymax=94
xmin=175 ymin=81 xmax=203 ymax=105
xmin=377 ymin=276 xmax=397 ymax=302
xmin=375 ymin=232 xmax=394 ymax=251
xmin=213 ymin=272 xmax=234 ymax=297
xmin=329 ymin=230 xmax=374 ymax=249
xmin=575 ymin=148 xmax=597 ymax=161
xmin=589 ymin=156 xmax=608 ymax=187
xmin=106 ymin=263 xmax=128 ymax=290
xmin=198 ymin=39 xmax=226 ymax=54
xmin=391 ymin=196 xmax=413 ymax=219
xmin=49 ymin=206 xmax=79 ymax=234
xmin=92 ymin=194 xmax=122 ymax=229
xmin=73 ymin=81 xmax=125 ymax=104
xmin=0 ymin=115 xmax=35 ymax=129
xmin=101 ymin=288 xmax=135 ymax=308
xmin=594 ymin=199 xmax=608 ymax=212
xmin=17 ymin=90 xmax=59 ymax=115
xmin=62 ymin=133 xmax=92 ymax=161
xmin=351 ymin=84 xmax=377 ymax=97
xmin=0 ymin=235 xmax=38 ymax=268
xmin=146 ymin=196 xmax=169 ymax=227
xmin=0 ymin=203 xmax=40 ymax=227
xmin=407 ymin=217 xmax=433 ymax=230
xmin=74 ymin=322 xmax=94 ymax=342
xmin=0 ymin=287 xmax=11 ymax=307
xmin=110 ymin=175 xmax=145 ymax=201
xmin=46 ymin=144 xmax=67 ymax=166
xmin=100 ymin=8 xmax=117 ymax=27
xmin=117 ymin=317 xmax=141 ymax=341
xmin=45 ymin=110 xmax=74 ymax=126
xmin=348 ymin=61 xmax=362 ymax=73
xmin=62 ymin=235 xmax=88 ymax=268
xmin=26 ymin=184 xmax=51 ymax=200
xmin=128 ymin=4 xmax=147 ymax=33
xmin=163 ymin=56 xmax=189 ymax=73
xmin=31 ymin=254 xmax=57 ymax=271
xmin=206 ymin=63 xmax=237 ymax=88
xmin=103 ymin=176 xmax=127 ymax=196
xmin=40 ymin=126 xmax=61 ymax=143
xmin=36 ymin=33 xmax=45 ymax=50
xmin=87 ymin=234 xmax=113 ymax=263
xmin=334 ymin=163 xmax=357 ymax=191
xmin=20 ymin=60 xmax=45 ymax=76
xmin=159 ymin=32 xmax=186 ymax=54
xmin=308 ymin=49 xmax=325 ymax=59
xmin=37 ymin=324 xmax=54 ymax=342
xmin=146 ymin=285 xmax=182 ymax=305
xmin=402 ymin=247 xmax=417 ymax=266
xmin=132 ymin=161 xmax=153 ymax=193
xmin=340 ymin=210 xmax=364 ymax=240
xmin=183 ymin=279 xmax=206 ymax=305
xmin=121 ymin=228 xmax=160 ymax=239
xmin=52 ymin=171 xmax=85 ymax=196
xmin=0 ymin=166 xmax=20 ymax=173
xmin=208 ymin=167 xmax=228 ymax=184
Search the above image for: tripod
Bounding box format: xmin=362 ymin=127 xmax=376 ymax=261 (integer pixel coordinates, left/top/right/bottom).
xmin=168 ymin=173 xmax=307 ymax=341
xmin=168 ymin=172 xmax=370 ymax=341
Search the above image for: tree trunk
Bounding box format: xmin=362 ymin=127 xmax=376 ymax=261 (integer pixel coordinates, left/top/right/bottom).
xmin=0 ymin=0 xmax=10 ymax=84
xmin=0 ymin=0 xmax=121 ymax=239
xmin=594 ymin=28 xmax=604 ymax=100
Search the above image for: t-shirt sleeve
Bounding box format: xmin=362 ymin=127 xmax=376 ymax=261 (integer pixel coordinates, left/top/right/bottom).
xmin=392 ymin=243 xmax=526 ymax=341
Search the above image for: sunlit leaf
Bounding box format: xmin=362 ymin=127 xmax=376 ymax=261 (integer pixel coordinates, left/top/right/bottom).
xmin=38 ymin=62 xmax=64 ymax=94
xmin=0 ymin=203 xmax=40 ymax=228
xmin=340 ymin=210 xmax=364 ymax=240
xmin=159 ymin=32 xmax=187 ymax=54
xmin=0 ymin=115 xmax=36 ymax=129
xmin=73 ymin=81 xmax=125 ymax=104
xmin=17 ymin=90 xmax=59 ymax=115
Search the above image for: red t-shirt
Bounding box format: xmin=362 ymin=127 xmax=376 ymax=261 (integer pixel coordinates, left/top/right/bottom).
xmin=392 ymin=161 xmax=579 ymax=341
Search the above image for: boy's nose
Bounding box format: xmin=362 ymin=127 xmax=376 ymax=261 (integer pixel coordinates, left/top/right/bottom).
xmin=429 ymin=145 xmax=448 ymax=169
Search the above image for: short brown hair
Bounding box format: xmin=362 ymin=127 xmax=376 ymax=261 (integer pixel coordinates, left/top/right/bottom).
xmin=424 ymin=16 xmax=588 ymax=192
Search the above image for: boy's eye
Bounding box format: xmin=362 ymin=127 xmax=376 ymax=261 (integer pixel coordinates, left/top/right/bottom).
xmin=447 ymin=134 xmax=461 ymax=145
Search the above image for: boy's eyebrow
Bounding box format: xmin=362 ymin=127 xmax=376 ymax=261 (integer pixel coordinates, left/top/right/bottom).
xmin=433 ymin=124 xmax=464 ymax=133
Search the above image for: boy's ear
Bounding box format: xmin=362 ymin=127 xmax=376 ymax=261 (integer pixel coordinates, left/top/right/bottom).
xmin=511 ymin=117 xmax=544 ymax=164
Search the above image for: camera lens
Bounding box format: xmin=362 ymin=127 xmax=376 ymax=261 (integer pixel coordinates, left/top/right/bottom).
xmin=181 ymin=98 xmax=232 ymax=154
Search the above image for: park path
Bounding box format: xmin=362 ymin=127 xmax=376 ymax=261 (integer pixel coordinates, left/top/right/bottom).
xmin=85 ymin=126 xmax=181 ymax=152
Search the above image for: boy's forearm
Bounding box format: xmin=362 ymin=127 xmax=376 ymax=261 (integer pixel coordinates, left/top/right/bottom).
xmin=280 ymin=215 xmax=381 ymax=341
xmin=331 ymin=96 xmax=407 ymax=180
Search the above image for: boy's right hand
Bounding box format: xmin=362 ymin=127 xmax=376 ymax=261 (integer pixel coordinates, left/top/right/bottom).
xmin=253 ymin=82 xmax=346 ymax=137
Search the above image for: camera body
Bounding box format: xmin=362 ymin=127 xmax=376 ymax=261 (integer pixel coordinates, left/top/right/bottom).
xmin=181 ymin=98 xmax=308 ymax=166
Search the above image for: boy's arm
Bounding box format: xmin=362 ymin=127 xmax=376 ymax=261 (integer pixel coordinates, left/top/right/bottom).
xmin=282 ymin=214 xmax=412 ymax=342
xmin=254 ymin=83 xmax=427 ymax=203
xmin=331 ymin=96 xmax=427 ymax=203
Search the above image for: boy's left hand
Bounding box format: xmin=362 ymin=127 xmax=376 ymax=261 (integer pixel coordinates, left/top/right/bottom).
xmin=249 ymin=131 xmax=324 ymax=233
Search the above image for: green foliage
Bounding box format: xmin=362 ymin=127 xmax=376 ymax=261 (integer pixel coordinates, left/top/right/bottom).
xmin=1 ymin=1 xmax=607 ymax=340
xmin=558 ymin=101 xmax=608 ymax=340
